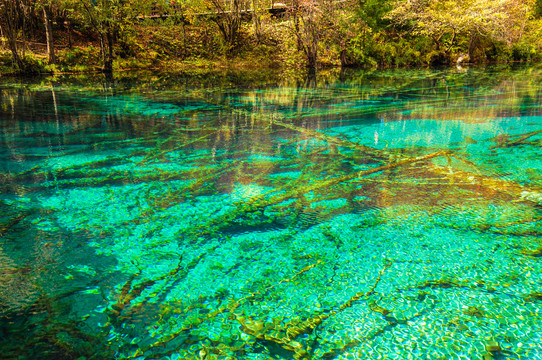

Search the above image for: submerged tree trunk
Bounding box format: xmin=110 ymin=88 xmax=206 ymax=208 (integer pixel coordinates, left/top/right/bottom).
xmin=43 ymin=5 xmax=56 ymax=64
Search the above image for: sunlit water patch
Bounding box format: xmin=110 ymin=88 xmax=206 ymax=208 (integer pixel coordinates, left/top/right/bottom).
xmin=1 ymin=67 xmax=542 ymax=360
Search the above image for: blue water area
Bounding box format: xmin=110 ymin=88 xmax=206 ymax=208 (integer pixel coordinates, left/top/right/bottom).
xmin=1 ymin=68 xmax=541 ymax=360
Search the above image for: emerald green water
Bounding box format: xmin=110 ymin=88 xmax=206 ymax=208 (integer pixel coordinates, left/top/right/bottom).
xmin=1 ymin=67 xmax=541 ymax=360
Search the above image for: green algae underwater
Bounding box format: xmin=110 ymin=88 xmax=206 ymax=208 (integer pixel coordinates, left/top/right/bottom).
xmin=0 ymin=66 xmax=541 ymax=360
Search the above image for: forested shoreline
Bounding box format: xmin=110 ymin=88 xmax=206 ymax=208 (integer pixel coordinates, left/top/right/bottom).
xmin=1 ymin=0 xmax=542 ymax=75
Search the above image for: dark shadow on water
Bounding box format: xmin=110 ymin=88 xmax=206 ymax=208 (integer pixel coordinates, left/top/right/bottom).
xmin=0 ymin=218 xmax=124 ymax=359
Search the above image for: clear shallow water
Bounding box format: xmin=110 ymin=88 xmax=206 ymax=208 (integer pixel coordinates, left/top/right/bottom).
xmin=0 ymin=67 xmax=541 ymax=360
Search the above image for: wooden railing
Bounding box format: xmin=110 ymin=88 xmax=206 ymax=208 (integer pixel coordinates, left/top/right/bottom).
xmin=143 ymin=1 xmax=294 ymax=20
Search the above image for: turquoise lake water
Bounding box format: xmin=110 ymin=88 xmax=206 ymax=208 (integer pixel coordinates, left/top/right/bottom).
xmin=0 ymin=67 xmax=541 ymax=360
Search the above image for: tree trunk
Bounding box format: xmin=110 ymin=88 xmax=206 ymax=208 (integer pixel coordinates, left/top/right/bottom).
xmin=7 ymin=34 xmax=23 ymax=69
xmin=251 ymin=0 xmax=263 ymax=44
xmin=0 ymin=1 xmax=23 ymax=70
xmin=100 ymin=30 xmax=114 ymax=74
xmin=445 ymin=30 xmax=455 ymax=53
xmin=66 ymin=21 xmax=72 ymax=48
xmin=468 ymin=32 xmax=477 ymax=60
xmin=303 ymin=18 xmax=319 ymax=70
xmin=340 ymin=49 xmax=348 ymax=67
xmin=0 ymin=23 xmax=23 ymax=69
xmin=105 ymin=27 xmax=114 ymax=73
xmin=293 ymin=10 xmax=304 ymax=52
xmin=81 ymin=2 xmax=114 ymax=73
xmin=306 ymin=46 xmax=317 ymax=70
xmin=98 ymin=21 xmax=114 ymax=74
xmin=43 ymin=6 xmax=56 ymax=64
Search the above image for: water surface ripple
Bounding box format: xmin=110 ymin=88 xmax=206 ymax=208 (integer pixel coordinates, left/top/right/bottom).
xmin=0 ymin=68 xmax=541 ymax=360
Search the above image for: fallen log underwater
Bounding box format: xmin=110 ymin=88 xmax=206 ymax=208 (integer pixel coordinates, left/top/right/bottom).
xmin=5 ymin=106 xmax=541 ymax=360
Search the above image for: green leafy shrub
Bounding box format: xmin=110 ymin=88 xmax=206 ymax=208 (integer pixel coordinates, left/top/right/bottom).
xmin=512 ymin=43 xmax=537 ymax=62
xmin=0 ymin=53 xmax=49 ymax=74
xmin=58 ymin=46 xmax=100 ymax=67
xmin=16 ymin=55 xmax=49 ymax=74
